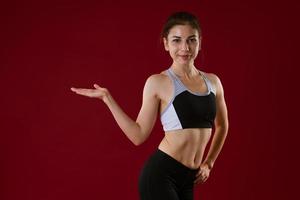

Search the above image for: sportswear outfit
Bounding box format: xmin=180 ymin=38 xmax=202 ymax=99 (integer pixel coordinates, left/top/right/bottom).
xmin=138 ymin=67 xmax=216 ymax=200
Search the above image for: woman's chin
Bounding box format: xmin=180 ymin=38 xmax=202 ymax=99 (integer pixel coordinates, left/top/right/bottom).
xmin=176 ymin=59 xmax=193 ymax=65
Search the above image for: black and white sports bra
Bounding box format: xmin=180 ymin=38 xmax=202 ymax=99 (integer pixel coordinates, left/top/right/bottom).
xmin=160 ymin=67 xmax=217 ymax=132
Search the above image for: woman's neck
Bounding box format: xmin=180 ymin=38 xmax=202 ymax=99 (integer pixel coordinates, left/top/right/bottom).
xmin=170 ymin=62 xmax=198 ymax=78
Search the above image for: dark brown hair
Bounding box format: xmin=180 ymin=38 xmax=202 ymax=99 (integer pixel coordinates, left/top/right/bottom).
xmin=160 ymin=11 xmax=201 ymax=41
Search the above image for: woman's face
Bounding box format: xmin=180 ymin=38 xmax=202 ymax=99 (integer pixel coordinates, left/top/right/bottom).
xmin=163 ymin=24 xmax=201 ymax=66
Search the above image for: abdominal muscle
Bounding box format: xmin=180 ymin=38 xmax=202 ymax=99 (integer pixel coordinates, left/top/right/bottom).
xmin=158 ymin=128 xmax=212 ymax=170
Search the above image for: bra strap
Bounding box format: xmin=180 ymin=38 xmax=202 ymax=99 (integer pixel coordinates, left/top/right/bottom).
xmin=199 ymin=71 xmax=216 ymax=94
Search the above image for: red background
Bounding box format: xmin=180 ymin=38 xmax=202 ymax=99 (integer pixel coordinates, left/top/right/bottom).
xmin=1 ymin=0 xmax=299 ymax=199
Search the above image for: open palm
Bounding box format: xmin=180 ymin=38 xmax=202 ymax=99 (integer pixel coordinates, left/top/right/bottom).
xmin=71 ymin=84 xmax=109 ymax=101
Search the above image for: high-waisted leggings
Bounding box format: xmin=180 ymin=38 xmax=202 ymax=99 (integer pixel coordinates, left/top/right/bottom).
xmin=138 ymin=149 xmax=199 ymax=200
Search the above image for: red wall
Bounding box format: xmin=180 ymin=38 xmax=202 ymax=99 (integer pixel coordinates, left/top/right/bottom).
xmin=1 ymin=0 xmax=298 ymax=199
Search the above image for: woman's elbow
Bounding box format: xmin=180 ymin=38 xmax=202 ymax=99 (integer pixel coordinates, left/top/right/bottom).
xmin=132 ymin=137 xmax=146 ymax=146
xmin=130 ymin=131 xmax=149 ymax=146
xmin=131 ymin=137 xmax=142 ymax=146
xmin=215 ymin=120 xmax=229 ymax=134
xmin=131 ymin=124 xmax=152 ymax=146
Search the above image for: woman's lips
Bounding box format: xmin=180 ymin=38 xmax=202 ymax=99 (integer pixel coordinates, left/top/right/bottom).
xmin=178 ymin=55 xmax=190 ymax=60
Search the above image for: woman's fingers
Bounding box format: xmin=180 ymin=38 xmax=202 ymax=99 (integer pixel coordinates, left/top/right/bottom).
xmin=71 ymin=84 xmax=102 ymax=92
xmin=93 ymin=83 xmax=101 ymax=89
xmin=194 ymin=166 xmax=210 ymax=184
xmin=70 ymin=85 xmax=109 ymax=99
xmin=71 ymin=88 xmax=92 ymax=97
xmin=194 ymin=174 xmax=209 ymax=184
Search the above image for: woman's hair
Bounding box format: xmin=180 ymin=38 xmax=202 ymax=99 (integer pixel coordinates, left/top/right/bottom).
xmin=160 ymin=11 xmax=201 ymax=41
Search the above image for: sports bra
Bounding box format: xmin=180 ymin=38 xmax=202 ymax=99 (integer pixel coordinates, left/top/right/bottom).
xmin=160 ymin=67 xmax=217 ymax=132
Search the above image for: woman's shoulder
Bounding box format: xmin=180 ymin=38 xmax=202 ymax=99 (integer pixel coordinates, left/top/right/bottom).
xmin=199 ymin=70 xmax=221 ymax=85
xmin=199 ymin=70 xmax=224 ymax=95
xmin=143 ymin=70 xmax=171 ymax=95
xmin=146 ymin=69 xmax=170 ymax=83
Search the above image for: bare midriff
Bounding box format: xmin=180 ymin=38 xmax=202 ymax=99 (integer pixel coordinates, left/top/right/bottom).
xmin=158 ymin=128 xmax=212 ymax=169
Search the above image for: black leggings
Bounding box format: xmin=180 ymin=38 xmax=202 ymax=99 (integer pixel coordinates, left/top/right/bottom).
xmin=138 ymin=149 xmax=199 ymax=200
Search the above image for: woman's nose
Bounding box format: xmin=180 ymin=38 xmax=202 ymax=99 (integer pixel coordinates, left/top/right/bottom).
xmin=181 ymin=42 xmax=189 ymax=51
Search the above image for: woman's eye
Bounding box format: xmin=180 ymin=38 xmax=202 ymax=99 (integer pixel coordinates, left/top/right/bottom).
xmin=173 ymin=39 xmax=180 ymax=43
xmin=190 ymin=38 xmax=197 ymax=42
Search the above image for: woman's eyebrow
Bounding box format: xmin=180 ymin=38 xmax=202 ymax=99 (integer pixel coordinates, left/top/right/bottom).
xmin=171 ymin=35 xmax=197 ymax=38
xmin=188 ymin=35 xmax=197 ymax=38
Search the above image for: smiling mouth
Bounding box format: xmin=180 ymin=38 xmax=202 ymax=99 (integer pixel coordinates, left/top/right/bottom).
xmin=179 ymin=55 xmax=190 ymax=58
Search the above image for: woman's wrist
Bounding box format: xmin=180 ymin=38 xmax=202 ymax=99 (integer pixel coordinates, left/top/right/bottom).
xmin=102 ymin=91 xmax=113 ymax=105
xmin=103 ymin=97 xmax=113 ymax=107
xmin=203 ymin=161 xmax=214 ymax=170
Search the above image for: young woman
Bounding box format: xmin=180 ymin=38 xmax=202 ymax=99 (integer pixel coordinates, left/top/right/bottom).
xmin=71 ymin=11 xmax=229 ymax=200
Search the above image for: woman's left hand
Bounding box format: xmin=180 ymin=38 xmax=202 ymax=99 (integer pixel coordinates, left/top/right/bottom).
xmin=194 ymin=163 xmax=211 ymax=185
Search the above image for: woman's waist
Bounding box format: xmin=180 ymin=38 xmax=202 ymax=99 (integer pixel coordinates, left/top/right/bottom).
xmin=163 ymin=128 xmax=212 ymax=147
xmin=158 ymin=130 xmax=211 ymax=169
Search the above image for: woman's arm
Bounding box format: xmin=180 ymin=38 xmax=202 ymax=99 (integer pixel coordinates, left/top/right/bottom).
xmin=71 ymin=75 xmax=160 ymax=146
xmin=103 ymin=75 xmax=160 ymax=145
xmin=195 ymin=73 xmax=229 ymax=185
xmin=203 ymin=74 xmax=229 ymax=169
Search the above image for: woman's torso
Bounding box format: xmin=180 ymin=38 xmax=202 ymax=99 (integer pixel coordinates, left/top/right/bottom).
xmin=156 ymin=67 xmax=216 ymax=169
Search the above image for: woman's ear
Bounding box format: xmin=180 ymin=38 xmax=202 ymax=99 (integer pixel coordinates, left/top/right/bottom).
xmin=163 ymin=37 xmax=169 ymax=51
xmin=198 ymin=36 xmax=202 ymax=51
